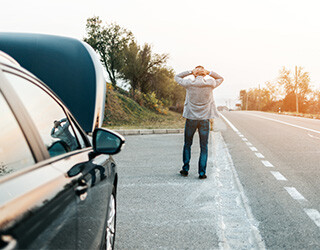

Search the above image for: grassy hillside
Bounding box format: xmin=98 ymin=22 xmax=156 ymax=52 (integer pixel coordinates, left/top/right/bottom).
xmin=103 ymin=85 xmax=185 ymax=129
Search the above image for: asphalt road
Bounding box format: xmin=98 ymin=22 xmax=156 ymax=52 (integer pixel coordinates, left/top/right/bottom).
xmin=113 ymin=111 xmax=320 ymax=249
xmin=219 ymin=111 xmax=320 ymax=249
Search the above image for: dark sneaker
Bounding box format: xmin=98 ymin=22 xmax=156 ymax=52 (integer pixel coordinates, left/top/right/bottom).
xmin=180 ymin=170 xmax=188 ymax=177
xmin=199 ymin=174 xmax=207 ymax=179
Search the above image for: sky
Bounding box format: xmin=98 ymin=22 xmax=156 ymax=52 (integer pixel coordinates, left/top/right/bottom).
xmin=1 ymin=0 xmax=320 ymax=107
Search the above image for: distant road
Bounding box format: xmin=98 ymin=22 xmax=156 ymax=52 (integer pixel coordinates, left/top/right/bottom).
xmin=219 ymin=111 xmax=320 ymax=249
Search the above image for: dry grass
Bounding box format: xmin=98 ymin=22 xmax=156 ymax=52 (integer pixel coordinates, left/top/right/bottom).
xmin=103 ymin=86 xmax=185 ymax=129
xmin=106 ymin=110 xmax=185 ymax=129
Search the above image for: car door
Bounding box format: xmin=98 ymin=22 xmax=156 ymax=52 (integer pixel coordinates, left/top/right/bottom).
xmin=50 ymin=114 xmax=116 ymax=250
xmin=75 ymin=153 xmax=115 ymax=250
xmin=0 ymin=70 xmax=78 ymax=249
xmin=2 ymin=66 xmax=115 ymax=249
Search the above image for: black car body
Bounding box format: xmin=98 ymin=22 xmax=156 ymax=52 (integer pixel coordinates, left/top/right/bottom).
xmin=0 ymin=34 xmax=124 ymax=250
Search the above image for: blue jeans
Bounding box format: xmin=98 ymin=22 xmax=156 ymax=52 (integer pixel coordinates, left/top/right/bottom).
xmin=182 ymin=119 xmax=210 ymax=176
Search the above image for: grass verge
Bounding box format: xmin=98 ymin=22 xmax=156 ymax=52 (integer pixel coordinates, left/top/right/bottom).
xmin=103 ymin=86 xmax=185 ymax=129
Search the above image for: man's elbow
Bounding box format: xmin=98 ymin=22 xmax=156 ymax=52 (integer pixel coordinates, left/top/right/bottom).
xmin=174 ymin=75 xmax=182 ymax=84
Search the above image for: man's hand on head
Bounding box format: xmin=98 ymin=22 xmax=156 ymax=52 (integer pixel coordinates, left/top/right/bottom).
xmin=192 ymin=66 xmax=210 ymax=77
xmin=192 ymin=68 xmax=199 ymax=76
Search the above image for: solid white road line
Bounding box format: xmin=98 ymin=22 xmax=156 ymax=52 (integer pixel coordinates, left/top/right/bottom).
xmin=284 ymin=187 xmax=307 ymax=201
xmin=304 ymin=209 xmax=320 ymax=228
xmin=255 ymin=153 xmax=265 ymax=158
xmin=214 ymin=132 xmax=266 ymax=249
xmin=261 ymin=160 xmax=274 ymax=167
xmin=220 ymin=113 xmax=239 ymax=132
xmin=220 ymin=113 xmax=320 ymax=230
xmin=248 ymin=113 xmax=320 ymax=135
xmin=270 ymin=171 xmax=287 ymax=181
xmin=249 ymin=147 xmax=258 ymax=152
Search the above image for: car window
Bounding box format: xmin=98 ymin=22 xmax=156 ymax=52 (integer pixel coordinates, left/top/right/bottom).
xmin=68 ymin=116 xmax=87 ymax=148
xmin=4 ymin=72 xmax=81 ymax=157
xmin=0 ymin=92 xmax=35 ymax=177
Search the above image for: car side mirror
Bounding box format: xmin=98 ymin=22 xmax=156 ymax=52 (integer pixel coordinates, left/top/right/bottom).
xmin=48 ymin=140 xmax=71 ymax=157
xmin=92 ymin=128 xmax=125 ymax=155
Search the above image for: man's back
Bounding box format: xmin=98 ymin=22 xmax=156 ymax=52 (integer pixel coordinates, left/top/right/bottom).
xmin=174 ymin=70 xmax=224 ymax=120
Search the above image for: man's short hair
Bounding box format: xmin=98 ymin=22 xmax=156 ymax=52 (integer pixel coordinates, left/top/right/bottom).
xmin=195 ymin=65 xmax=204 ymax=69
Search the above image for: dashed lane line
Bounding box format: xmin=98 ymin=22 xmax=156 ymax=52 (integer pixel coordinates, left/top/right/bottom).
xmin=284 ymin=187 xmax=307 ymax=201
xmin=270 ymin=171 xmax=287 ymax=181
xmin=255 ymin=153 xmax=265 ymax=158
xmin=304 ymin=209 xmax=320 ymax=228
xmin=249 ymin=146 xmax=258 ymax=152
xmin=220 ymin=113 xmax=320 ymax=229
xmin=261 ymin=160 xmax=274 ymax=167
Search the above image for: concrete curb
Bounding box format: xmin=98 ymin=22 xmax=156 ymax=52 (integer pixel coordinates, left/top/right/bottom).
xmin=114 ymin=129 xmax=184 ymax=136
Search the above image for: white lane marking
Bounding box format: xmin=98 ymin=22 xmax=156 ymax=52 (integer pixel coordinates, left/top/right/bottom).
xmin=250 ymin=147 xmax=258 ymax=152
xmin=220 ymin=113 xmax=239 ymax=132
xmin=239 ymin=134 xmax=244 ymax=137
xmin=308 ymin=133 xmax=320 ymax=140
xmin=220 ymin=113 xmax=320 ymax=229
xmin=213 ymin=131 xmax=266 ymax=249
xmin=247 ymin=113 xmax=320 ymax=135
xmin=242 ymin=138 xmax=248 ymax=142
xmin=261 ymin=160 xmax=273 ymax=167
xmin=284 ymin=187 xmax=307 ymax=201
xmin=304 ymin=209 xmax=320 ymax=228
xmin=255 ymin=153 xmax=265 ymax=158
xmin=270 ymin=171 xmax=287 ymax=181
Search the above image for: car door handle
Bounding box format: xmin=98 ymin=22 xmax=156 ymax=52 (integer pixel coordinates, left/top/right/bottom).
xmin=1 ymin=235 xmax=17 ymax=250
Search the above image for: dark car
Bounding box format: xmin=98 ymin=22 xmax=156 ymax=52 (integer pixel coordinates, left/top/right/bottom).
xmin=0 ymin=34 xmax=125 ymax=250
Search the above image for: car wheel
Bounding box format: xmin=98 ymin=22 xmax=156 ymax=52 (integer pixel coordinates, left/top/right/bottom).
xmin=104 ymin=187 xmax=116 ymax=250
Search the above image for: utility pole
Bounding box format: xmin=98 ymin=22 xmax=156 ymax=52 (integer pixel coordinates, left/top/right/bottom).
xmin=258 ymin=84 xmax=261 ymax=111
xmin=295 ymin=66 xmax=299 ymax=113
xmin=246 ymin=92 xmax=248 ymax=110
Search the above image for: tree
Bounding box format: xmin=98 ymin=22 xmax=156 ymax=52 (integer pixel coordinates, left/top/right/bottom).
xmin=277 ymin=66 xmax=311 ymax=112
xmin=120 ymin=41 xmax=168 ymax=97
xmin=239 ymin=90 xmax=247 ymax=110
xmin=84 ymin=16 xmax=133 ymax=87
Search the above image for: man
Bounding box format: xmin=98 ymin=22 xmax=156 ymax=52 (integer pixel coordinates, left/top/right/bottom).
xmin=175 ymin=66 xmax=224 ymax=179
xmin=51 ymin=118 xmax=78 ymax=151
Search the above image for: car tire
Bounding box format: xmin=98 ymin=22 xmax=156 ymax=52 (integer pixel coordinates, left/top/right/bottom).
xmin=104 ymin=187 xmax=116 ymax=250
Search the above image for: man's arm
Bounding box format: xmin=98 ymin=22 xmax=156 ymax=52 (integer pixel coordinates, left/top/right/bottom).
xmin=207 ymin=71 xmax=224 ymax=88
xmin=51 ymin=127 xmax=57 ymax=137
xmin=174 ymin=70 xmax=193 ymax=88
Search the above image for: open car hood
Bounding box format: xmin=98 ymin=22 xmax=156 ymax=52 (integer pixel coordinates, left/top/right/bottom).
xmin=0 ymin=32 xmax=106 ymax=133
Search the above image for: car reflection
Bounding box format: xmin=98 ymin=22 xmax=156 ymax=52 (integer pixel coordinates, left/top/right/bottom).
xmin=51 ymin=118 xmax=77 ymax=151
